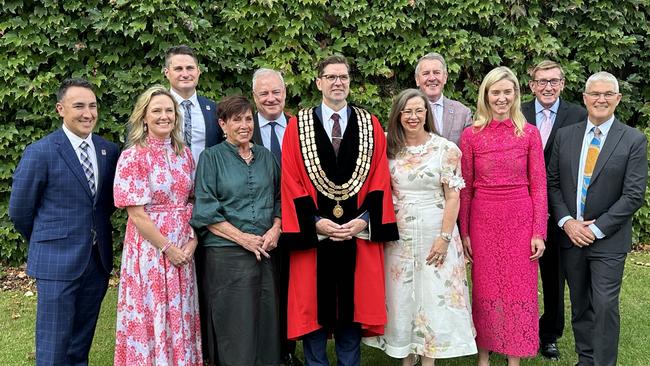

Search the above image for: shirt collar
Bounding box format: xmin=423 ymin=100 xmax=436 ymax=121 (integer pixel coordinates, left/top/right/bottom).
xmin=487 ymin=118 xmax=514 ymax=129
xmin=586 ymin=115 xmax=615 ymax=137
xmin=62 ymin=123 xmax=93 ymax=148
xmin=170 ymin=88 xmax=199 ymax=106
xmin=257 ymin=113 xmax=287 ymax=128
xmin=321 ymin=102 xmax=347 ymax=123
xmin=534 ymin=98 xmax=560 ymax=115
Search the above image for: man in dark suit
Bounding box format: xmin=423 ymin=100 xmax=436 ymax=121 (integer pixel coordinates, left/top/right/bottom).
xmin=251 ymin=68 xmax=303 ymax=366
xmin=522 ymin=60 xmax=588 ymax=360
xmin=548 ymin=71 xmax=647 ymax=366
xmin=164 ymin=44 xmax=223 ymax=165
xmin=415 ymin=52 xmax=472 ymax=146
xmin=9 ymin=78 xmax=120 ymax=366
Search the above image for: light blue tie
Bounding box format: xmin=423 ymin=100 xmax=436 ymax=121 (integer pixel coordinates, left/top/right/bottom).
xmin=580 ymin=127 xmax=602 ymax=216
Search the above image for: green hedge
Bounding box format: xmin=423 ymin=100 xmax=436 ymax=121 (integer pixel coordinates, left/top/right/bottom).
xmin=1 ymin=0 xmax=649 ymax=264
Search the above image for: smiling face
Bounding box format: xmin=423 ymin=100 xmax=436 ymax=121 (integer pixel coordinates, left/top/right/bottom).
xmin=487 ymin=78 xmax=516 ymax=121
xmin=220 ymin=109 xmax=254 ymax=146
xmin=529 ymin=67 xmax=565 ymax=109
xmin=415 ymin=59 xmax=448 ymax=103
xmin=316 ymin=63 xmax=350 ymax=110
xmin=164 ymin=54 xmax=201 ymax=99
xmin=144 ymin=94 xmax=176 ymax=139
xmin=253 ymin=73 xmax=286 ymax=121
xmin=399 ymin=96 xmax=428 ymax=138
xmin=56 ymin=86 xmax=97 ymax=139
xmin=583 ymin=80 xmax=621 ymax=125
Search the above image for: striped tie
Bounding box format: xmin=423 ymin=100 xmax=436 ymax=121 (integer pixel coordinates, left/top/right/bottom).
xmin=331 ymin=113 xmax=342 ymax=156
xmin=580 ymin=127 xmax=602 ymax=216
xmin=79 ymin=141 xmax=96 ymax=197
xmin=181 ymin=99 xmax=193 ymax=147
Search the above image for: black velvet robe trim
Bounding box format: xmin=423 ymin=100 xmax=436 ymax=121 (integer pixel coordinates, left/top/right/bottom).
xmin=282 ymin=196 xmax=319 ymax=250
xmin=362 ymin=190 xmax=400 ymax=242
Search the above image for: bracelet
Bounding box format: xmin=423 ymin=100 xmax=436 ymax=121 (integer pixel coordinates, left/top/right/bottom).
xmin=161 ymin=240 xmax=173 ymax=253
xmin=439 ymin=232 xmax=452 ymax=242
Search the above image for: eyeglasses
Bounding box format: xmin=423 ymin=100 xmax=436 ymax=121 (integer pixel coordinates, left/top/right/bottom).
xmin=532 ymin=78 xmax=564 ymax=87
xmin=584 ymin=91 xmax=620 ymax=100
xmin=319 ymin=74 xmax=350 ymax=83
xmin=401 ymin=108 xmax=427 ymax=117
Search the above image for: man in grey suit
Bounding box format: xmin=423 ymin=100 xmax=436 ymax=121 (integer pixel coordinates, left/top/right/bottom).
xmin=415 ymin=52 xmax=472 ymax=146
xmin=548 ymin=72 xmax=647 ymax=366
xmin=251 ymin=68 xmax=303 ymax=366
xmin=522 ymin=60 xmax=587 ymax=360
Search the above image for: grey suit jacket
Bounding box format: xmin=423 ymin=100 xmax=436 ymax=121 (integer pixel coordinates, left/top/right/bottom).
xmin=522 ymin=98 xmax=587 ymax=165
xmin=438 ymin=97 xmax=472 ymax=147
xmin=547 ymin=119 xmax=648 ymax=253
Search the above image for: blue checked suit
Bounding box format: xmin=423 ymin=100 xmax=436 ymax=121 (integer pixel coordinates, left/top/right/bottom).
xmin=9 ymin=128 xmax=119 ymax=365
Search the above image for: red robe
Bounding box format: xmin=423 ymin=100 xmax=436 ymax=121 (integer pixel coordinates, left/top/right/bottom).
xmin=281 ymin=107 xmax=398 ymax=339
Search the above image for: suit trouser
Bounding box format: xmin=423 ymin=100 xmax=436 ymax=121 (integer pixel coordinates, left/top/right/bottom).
xmin=562 ymin=246 xmax=626 ymax=366
xmin=302 ymin=323 xmax=361 ymax=366
xmin=538 ymin=232 xmax=565 ymax=343
xmin=35 ymin=246 xmax=109 ymax=366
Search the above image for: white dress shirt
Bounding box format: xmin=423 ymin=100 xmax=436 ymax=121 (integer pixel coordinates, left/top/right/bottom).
xmin=170 ymin=89 xmax=207 ymax=164
xmin=320 ymin=102 xmax=348 ymax=142
xmin=62 ymin=124 xmax=99 ymax=183
xmin=257 ymin=113 xmax=287 ymax=151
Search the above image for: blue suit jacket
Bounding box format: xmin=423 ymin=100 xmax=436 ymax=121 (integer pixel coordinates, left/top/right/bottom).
xmin=197 ymin=95 xmax=224 ymax=147
xmin=9 ymin=129 xmax=120 ymax=280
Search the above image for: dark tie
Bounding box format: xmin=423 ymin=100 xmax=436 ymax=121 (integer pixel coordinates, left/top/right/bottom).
xmin=331 ymin=113 xmax=342 ymax=155
xmin=268 ymin=121 xmax=282 ymax=166
xmin=79 ymin=141 xmax=96 ymax=197
xmin=181 ymin=99 xmax=193 ymax=147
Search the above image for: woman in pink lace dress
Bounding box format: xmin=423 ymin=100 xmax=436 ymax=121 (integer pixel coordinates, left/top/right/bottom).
xmin=459 ymin=67 xmax=547 ymax=366
xmin=113 ymin=86 xmax=201 ymax=365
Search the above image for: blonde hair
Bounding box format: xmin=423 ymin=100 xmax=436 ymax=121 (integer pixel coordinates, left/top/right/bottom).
xmin=126 ymin=85 xmax=185 ymax=155
xmin=474 ymin=66 xmax=526 ymax=136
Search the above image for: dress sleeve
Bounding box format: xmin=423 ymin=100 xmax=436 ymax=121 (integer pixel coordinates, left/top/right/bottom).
xmin=113 ymin=147 xmax=151 ymax=208
xmin=440 ymin=141 xmax=465 ymax=191
xmin=458 ymin=128 xmax=474 ymax=238
xmin=527 ymin=126 xmax=548 ymax=240
xmin=190 ymin=150 xmax=226 ymax=228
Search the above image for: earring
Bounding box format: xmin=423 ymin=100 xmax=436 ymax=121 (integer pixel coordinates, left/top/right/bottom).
xmin=143 ymin=122 xmax=148 ymax=131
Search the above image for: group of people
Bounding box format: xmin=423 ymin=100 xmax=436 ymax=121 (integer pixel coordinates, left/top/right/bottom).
xmin=8 ymin=44 xmax=647 ymax=366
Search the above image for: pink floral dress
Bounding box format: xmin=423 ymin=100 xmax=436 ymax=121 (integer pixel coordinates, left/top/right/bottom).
xmin=364 ymin=133 xmax=477 ymax=359
xmin=459 ymin=120 xmax=547 ymax=357
xmin=113 ymin=137 xmax=202 ymax=366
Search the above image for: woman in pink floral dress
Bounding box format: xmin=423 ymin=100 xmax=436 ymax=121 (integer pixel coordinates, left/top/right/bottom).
xmin=113 ymin=86 xmax=201 ymax=365
xmin=364 ymin=89 xmax=477 ymax=366
xmin=459 ymin=67 xmax=547 ymax=366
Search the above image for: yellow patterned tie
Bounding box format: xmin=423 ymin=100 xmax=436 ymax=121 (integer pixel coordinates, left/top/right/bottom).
xmin=580 ymin=127 xmax=602 ymax=216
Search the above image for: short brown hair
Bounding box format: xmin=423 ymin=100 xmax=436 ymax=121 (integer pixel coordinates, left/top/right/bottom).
xmin=218 ymin=95 xmax=253 ymax=121
xmin=528 ymin=60 xmax=565 ymax=79
xmin=164 ymin=45 xmax=199 ymax=68
xmin=57 ymin=78 xmax=95 ymax=102
xmin=317 ymin=54 xmax=350 ymax=76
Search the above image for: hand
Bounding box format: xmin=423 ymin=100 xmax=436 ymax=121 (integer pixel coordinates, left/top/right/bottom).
xmin=530 ymin=237 xmax=545 ymax=261
xmin=426 ymin=237 xmax=449 ymax=267
xmin=563 ymin=219 xmax=596 ymax=247
xmin=238 ymin=232 xmax=269 ymax=261
xmin=165 ymin=245 xmax=191 ymax=267
xmin=262 ymin=225 xmax=281 ymax=252
xmin=182 ymin=237 xmax=199 ymax=258
xmin=461 ymin=236 xmax=473 ymax=263
xmin=340 ymin=219 xmax=368 ymax=239
xmin=316 ymin=219 xmax=352 ymax=241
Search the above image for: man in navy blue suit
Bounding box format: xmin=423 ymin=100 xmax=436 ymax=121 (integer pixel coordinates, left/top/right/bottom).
xmin=164 ymin=44 xmax=223 ymax=164
xmin=9 ymin=78 xmax=120 ymax=366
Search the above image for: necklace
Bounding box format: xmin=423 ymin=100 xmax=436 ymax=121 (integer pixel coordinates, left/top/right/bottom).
xmin=240 ymin=150 xmax=253 ymax=161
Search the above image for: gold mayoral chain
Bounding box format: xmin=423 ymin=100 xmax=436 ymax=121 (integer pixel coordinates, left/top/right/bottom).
xmin=297 ymin=106 xmax=374 ymax=218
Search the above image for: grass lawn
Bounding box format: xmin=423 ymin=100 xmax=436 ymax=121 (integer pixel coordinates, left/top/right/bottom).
xmin=2 ymin=252 xmax=649 ymax=365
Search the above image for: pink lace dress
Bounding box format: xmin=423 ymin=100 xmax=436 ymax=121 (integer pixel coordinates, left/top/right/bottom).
xmin=113 ymin=137 xmax=202 ymax=365
xmin=459 ymin=120 xmax=547 ymax=357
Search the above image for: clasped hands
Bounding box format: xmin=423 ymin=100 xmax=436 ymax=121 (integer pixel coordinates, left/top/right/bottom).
xmin=239 ymin=225 xmax=281 ymax=261
xmin=563 ymin=219 xmax=596 ymax=247
xmin=316 ymin=218 xmax=368 ymax=242
xmin=165 ymin=237 xmax=199 ymax=267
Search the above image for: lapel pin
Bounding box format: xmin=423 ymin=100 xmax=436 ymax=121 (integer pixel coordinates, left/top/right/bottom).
xmin=206 ymin=105 xmax=211 ymax=111
xmin=101 ymin=149 xmax=106 ymax=155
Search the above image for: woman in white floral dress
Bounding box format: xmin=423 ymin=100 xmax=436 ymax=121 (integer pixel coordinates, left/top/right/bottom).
xmin=364 ymin=89 xmax=476 ymax=365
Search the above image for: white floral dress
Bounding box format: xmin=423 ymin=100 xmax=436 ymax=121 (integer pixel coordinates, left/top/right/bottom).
xmin=364 ymin=133 xmax=477 ymax=359
xmin=113 ymin=137 xmax=202 ymax=366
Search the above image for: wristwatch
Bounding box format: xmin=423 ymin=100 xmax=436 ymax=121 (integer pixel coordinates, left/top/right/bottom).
xmin=440 ymin=232 xmax=452 ymax=242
